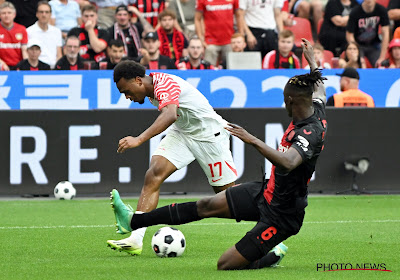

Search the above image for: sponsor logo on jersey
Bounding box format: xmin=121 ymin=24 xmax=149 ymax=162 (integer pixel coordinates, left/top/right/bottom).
xmin=205 ymin=4 xmax=233 ymax=11
xmin=296 ymin=135 xmax=309 ymax=152
xmin=15 ymin=33 xmax=23 ymax=40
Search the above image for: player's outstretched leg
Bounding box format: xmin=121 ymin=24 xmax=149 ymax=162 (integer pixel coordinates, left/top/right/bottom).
xmin=109 ymin=189 xmax=134 ymax=234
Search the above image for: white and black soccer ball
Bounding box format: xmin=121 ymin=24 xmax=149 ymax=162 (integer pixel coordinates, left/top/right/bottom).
xmin=54 ymin=181 xmax=76 ymax=200
xmin=151 ymin=227 xmax=186 ymax=258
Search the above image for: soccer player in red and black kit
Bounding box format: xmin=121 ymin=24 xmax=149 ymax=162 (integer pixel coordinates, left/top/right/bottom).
xmin=110 ymin=38 xmax=327 ymax=270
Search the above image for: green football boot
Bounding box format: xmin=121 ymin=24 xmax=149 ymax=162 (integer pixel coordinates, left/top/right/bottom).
xmin=106 ymin=238 xmax=143 ymax=256
xmin=110 ymin=189 xmax=133 ymax=234
xmin=270 ymin=243 xmax=288 ymax=267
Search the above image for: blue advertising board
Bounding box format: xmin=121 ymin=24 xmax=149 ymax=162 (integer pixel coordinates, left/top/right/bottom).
xmin=0 ymin=69 xmax=399 ymax=110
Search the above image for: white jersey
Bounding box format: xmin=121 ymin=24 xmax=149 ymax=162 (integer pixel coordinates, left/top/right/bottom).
xmin=149 ymin=72 xmax=228 ymax=142
xmin=239 ymin=0 xmax=283 ymax=30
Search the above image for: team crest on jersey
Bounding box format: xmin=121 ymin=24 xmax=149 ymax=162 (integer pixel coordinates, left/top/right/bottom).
xmin=15 ymin=33 xmax=23 ymax=40
xmin=152 ymin=2 xmax=159 ymax=9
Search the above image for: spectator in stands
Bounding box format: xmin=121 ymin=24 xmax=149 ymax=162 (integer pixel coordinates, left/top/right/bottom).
xmin=384 ymin=38 xmax=400 ymax=68
xmin=108 ymin=5 xmax=143 ymax=59
xmin=132 ymin=0 xmax=167 ymax=28
xmin=9 ymin=0 xmax=40 ymax=27
xmin=195 ymin=0 xmax=241 ymax=66
xmin=49 ymin=0 xmax=82 ymax=40
xmin=94 ymin=39 xmax=149 ymax=69
xmin=319 ymin=0 xmax=359 ymax=56
xmin=238 ymin=0 xmax=283 ymax=58
xmin=230 ymin=33 xmax=247 ymax=52
xmin=338 ymin=41 xmax=367 ymax=68
xmin=95 ymin=0 xmax=131 ymax=29
xmin=27 ymin=1 xmax=62 ymax=69
xmin=95 ymin=39 xmax=126 ymax=69
xmin=388 ymin=0 xmax=400 ymax=36
xmin=15 ymin=39 xmax=51 ymax=70
xmin=327 ymin=67 xmax=375 ymax=107
xmin=177 ymin=37 xmax=214 ymax=69
xmin=140 ymin=31 xmax=177 ymax=69
xmin=304 ymin=43 xmax=331 ymax=69
xmin=68 ymin=4 xmax=109 ymax=63
xmin=219 ymin=33 xmax=247 ymax=69
xmin=0 ymin=2 xmax=28 ymax=70
xmin=157 ymin=9 xmax=188 ymax=62
xmin=55 ymin=35 xmax=85 ymax=70
xmin=346 ymin=0 xmax=390 ymax=67
xmin=262 ymin=29 xmax=300 ymax=69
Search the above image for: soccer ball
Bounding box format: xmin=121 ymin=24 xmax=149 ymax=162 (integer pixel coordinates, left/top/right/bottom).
xmin=151 ymin=227 xmax=186 ymax=258
xmin=54 ymin=181 xmax=76 ymax=200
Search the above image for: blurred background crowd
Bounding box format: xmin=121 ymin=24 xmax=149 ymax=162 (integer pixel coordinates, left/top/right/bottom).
xmin=0 ymin=0 xmax=399 ymax=72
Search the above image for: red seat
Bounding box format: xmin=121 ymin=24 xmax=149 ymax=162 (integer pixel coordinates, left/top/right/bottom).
xmin=284 ymin=17 xmax=314 ymax=47
xmin=302 ymin=50 xmax=334 ymax=68
xmin=376 ymin=0 xmax=390 ymax=8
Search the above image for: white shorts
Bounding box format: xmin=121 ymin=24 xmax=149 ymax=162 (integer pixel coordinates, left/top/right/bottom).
xmin=153 ymin=129 xmax=237 ymax=187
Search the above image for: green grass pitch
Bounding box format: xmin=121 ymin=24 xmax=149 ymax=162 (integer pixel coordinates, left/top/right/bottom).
xmin=1 ymin=195 xmax=399 ymax=280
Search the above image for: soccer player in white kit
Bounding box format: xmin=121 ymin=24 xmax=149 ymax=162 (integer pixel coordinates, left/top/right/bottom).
xmin=107 ymin=60 xmax=238 ymax=255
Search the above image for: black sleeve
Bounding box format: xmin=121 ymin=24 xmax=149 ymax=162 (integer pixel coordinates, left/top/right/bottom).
xmin=378 ymin=5 xmax=390 ymax=26
xmin=388 ymin=0 xmax=400 ymax=10
xmin=324 ymin=0 xmax=341 ymax=20
xmin=291 ymin=125 xmax=320 ymax=161
xmin=346 ymin=8 xmax=358 ymax=33
xmin=326 ymin=96 xmax=335 ymax=106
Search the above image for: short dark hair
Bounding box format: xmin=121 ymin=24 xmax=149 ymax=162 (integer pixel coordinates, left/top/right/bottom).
xmin=37 ymin=0 xmax=51 ymax=12
xmin=114 ymin=60 xmax=146 ymax=83
xmin=285 ymin=69 xmax=326 ymax=96
xmin=109 ymin=39 xmax=124 ymax=49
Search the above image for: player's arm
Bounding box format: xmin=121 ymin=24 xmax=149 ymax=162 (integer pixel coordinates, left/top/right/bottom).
xmin=226 ymin=123 xmax=302 ymax=172
xmin=117 ymin=104 xmax=178 ymax=153
xmin=301 ymin=38 xmax=326 ymax=104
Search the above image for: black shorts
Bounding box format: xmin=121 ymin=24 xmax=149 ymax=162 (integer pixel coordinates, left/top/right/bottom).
xmin=226 ymin=182 xmax=294 ymax=262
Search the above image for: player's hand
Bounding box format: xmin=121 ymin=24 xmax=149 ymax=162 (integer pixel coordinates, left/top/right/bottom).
xmin=247 ymin=33 xmax=257 ymax=50
xmin=84 ymin=20 xmax=95 ymax=31
xmin=225 ymin=123 xmax=256 ymax=144
xmin=301 ymin=38 xmax=315 ymax=64
xmin=117 ymin=136 xmax=142 ymax=153
xmin=128 ymin=5 xmax=141 ymax=16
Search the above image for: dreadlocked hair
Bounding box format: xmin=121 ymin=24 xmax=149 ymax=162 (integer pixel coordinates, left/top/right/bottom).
xmin=287 ymin=69 xmax=327 ymax=95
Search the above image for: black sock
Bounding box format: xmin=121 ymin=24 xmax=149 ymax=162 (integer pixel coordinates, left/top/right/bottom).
xmin=130 ymin=202 xmax=202 ymax=230
xmin=244 ymin=252 xmax=280 ymax=269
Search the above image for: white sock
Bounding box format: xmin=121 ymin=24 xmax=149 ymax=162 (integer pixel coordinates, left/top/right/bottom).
xmin=127 ymin=211 xmax=147 ymax=245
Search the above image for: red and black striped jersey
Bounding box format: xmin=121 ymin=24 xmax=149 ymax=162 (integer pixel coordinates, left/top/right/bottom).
xmin=131 ymin=0 xmax=166 ymax=28
xmin=263 ymin=99 xmax=327 ymax=218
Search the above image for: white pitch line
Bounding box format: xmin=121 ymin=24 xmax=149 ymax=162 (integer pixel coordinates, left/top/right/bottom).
xmin=0 ymin=219 xmax=399 ymax=230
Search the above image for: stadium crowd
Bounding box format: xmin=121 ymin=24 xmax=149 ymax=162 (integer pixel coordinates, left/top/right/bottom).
xmin=0 ymin=0 xmax=399 ymax=71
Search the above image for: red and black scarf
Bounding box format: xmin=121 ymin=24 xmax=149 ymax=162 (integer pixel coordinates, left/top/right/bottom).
xmin=157 ymin=28 xmax=185 ymax=61
xmin=113 ymin=22 xmax=141 ymax=57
